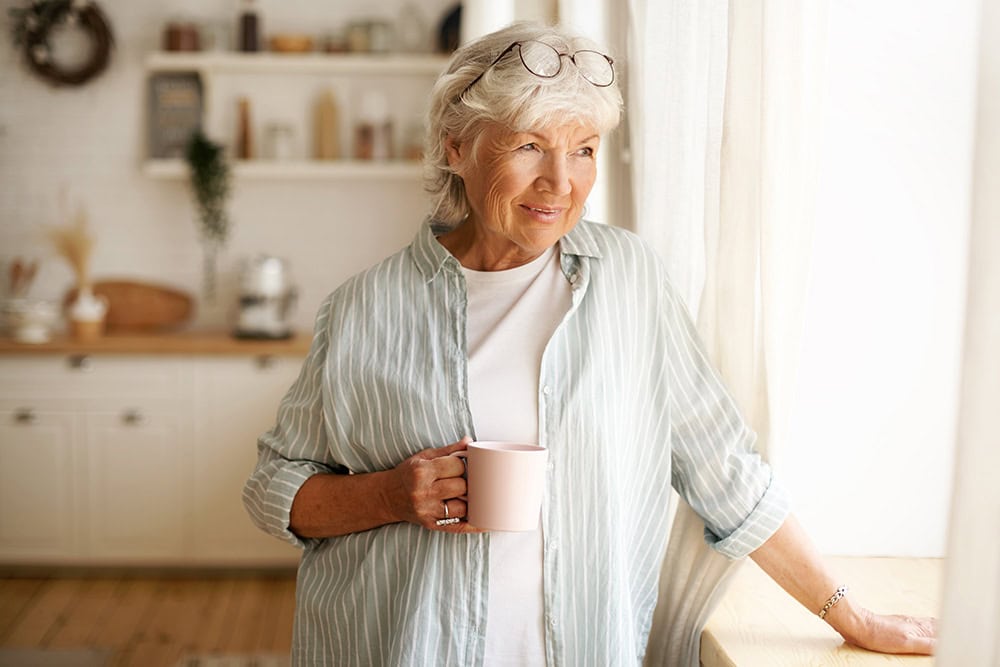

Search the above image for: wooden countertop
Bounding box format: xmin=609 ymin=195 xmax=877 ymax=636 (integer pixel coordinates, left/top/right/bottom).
xmin=701 ymin=557 xmax=942 ymax=666
xmin=0 ymin=331 xmax=312 ymax=356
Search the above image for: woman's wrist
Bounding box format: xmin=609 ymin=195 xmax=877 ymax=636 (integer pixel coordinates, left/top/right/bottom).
xmin=376 ymin=467 xmax=407 ymax=524
xmin=822 ymin=594 xmax=870 ymax=645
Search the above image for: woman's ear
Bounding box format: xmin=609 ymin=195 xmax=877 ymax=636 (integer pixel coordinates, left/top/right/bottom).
xmin=444 ymin=136 xmax=464 ymax=172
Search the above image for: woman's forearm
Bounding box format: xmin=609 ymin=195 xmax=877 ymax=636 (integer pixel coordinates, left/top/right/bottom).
xmin=289 ymin=470 xmax=401 ymax=538
xmin=749 ymin=513 xmax=867 ymax=642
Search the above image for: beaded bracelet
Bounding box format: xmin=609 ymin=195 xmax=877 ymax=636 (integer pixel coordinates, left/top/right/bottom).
xmin=818 ymin=585 xmax=849 ymax=620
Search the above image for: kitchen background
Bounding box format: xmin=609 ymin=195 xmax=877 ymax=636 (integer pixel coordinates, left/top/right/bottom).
xmin=0 ymin=0 xmax=553 ymax=335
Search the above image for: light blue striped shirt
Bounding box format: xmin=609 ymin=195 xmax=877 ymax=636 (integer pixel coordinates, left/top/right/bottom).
xmin=243 ymin=220 xmax=789 ymax=666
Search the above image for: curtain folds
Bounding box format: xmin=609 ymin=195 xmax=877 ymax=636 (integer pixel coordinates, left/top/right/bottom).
xmin=627 ymin=1 xmax=830 ymax=665
xmin=623 ymin=0 xmax=727 ymax=316
xmin=938 ymin=1 xmax=1000 ymax=662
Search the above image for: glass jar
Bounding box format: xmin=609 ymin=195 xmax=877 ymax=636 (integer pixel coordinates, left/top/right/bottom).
xmin=264 ymin=123 xmax=295 ymax=160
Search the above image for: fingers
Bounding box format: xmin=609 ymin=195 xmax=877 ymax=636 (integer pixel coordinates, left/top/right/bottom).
xmin=435 ymin=499 xmax=485 ymax=534
xmin=903 ymin=616 xmax=937 ymax=655
xmin=853 ymin=613 xmax=938 ymax=656
xmin=420 ymin=436 xmax=472 ymax=460
xmin=423 ymin=438 xmax=470 ymax=479
xmin=421 ymin=498 xmax=478 ymax=532
xmin=906 ymin=636 xmax=935 ymax=655
xmin=433 ymin=477 xmax=467 ymax=499
xmin=395 ymin=437 xmax=478 ymax=532
xmin=442 ymin=498 xmax=467 ymax=520
xmin=437 ymin=521 xmax=487 ymax=534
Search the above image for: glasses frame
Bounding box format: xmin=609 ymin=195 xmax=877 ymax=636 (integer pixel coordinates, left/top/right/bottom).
xmin=459 ymin=40 xmax=615 ymax=100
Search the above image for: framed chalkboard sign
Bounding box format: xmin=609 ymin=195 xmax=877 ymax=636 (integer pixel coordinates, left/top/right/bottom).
xmin=147 ymin=72 xmax=203 ymax=159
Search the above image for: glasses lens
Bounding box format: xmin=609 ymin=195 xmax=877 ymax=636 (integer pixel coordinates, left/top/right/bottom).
xmin=519 ymin=41 xmax=562 ymax=78
xmin=573 ymin=50 xmax=614 ymax=86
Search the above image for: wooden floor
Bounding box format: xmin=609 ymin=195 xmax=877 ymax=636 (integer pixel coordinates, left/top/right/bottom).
xmin=0 ymin=573 xmax=296 ymax=666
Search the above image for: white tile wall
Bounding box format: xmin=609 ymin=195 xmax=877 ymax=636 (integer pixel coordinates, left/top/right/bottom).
xmin=0 ymin=0 xmax=460 ymax=333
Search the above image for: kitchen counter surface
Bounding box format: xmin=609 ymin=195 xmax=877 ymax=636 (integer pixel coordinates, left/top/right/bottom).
xmin=0 ymin=331 xmax=312 ymax=356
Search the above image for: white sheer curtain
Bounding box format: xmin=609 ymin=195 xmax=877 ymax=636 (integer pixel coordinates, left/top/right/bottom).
xmin=937 ymin=1 xmax=1000 ymax=663
xmin=625 ymin=1 xmax=829 ymax=665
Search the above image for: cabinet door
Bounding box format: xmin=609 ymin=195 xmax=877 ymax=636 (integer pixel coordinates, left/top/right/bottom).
xmin=84 ymin=406 xmax=189 ymax=562
xmin=192 ymin=357 xmax=302 ymax=565
xmin=0 ymin=406 xmax=80 ymax=562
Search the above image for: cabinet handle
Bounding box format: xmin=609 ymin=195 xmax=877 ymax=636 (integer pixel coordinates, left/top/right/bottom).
xmin=14 ymin=408 xmax=36 ymax=424
xmin=68 ymin=355 xmax=93 ymax=371
xmin=255 ymin=355 xmax=276 ymax=370
xmin=121 ymin=409 xmax=144 ymax=426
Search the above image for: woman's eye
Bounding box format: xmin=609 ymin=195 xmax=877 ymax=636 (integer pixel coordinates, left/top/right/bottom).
xmin=576 ymin=146 xmax=595 ymax=158
xmin=518 ymin=143 xmax=538 ymax=152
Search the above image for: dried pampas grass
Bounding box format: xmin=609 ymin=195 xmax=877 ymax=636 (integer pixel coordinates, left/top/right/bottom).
xmin=47 ymin=207 xmax=95 ymax=290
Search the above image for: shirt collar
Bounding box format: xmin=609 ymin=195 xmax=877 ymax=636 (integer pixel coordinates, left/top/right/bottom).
xmin=410 ymin=218 xmax=603 ymax=282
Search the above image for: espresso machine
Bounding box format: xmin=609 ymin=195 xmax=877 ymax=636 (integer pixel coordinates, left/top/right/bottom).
xmin=234 ymin=255 xmax=297 ymax=339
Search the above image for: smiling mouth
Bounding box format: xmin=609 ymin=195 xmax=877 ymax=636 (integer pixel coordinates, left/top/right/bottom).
xmin=522 ymin=205 xmax=563 ymax=215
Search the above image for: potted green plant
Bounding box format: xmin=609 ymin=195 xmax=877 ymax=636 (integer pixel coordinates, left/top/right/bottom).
xmin=184 ymin=130 xmax=232 ymax=301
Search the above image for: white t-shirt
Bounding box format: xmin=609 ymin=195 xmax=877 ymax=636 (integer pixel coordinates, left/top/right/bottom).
xmin=462 ymin=245 xmax=572 ymax=667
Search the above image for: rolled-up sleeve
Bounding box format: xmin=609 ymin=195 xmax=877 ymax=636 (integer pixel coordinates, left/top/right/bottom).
xmin=662 ymin=284 xmax=791 ymax=560
xmin=242 ymin=294 xmax=345 ymax=548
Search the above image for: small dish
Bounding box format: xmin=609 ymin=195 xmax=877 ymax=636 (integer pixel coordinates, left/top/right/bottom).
xmin=269 ymin=34 xmax=314 ymax=53
xmin=2 ymin=299 xmax=60 ymax=344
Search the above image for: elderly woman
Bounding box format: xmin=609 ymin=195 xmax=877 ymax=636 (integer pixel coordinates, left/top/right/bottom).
xmin=244 ymin=21 xmax=935 ymax=666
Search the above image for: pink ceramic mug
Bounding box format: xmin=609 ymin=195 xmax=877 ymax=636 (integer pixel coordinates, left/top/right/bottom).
xmin=451 ymin=441 xmax=548 ymax=531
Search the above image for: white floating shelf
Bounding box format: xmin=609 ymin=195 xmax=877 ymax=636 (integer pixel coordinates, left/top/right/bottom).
xmin=143 ymin=159 xmax=424 ymax=180
xmin=145 ymin=52 xmax=450 ymax=76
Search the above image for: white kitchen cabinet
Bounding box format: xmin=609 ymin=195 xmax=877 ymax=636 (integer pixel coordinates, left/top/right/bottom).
xmin=191 ymin=356 xmax=303 ymax=565
xmin=0 ymin=353 xmax=303 ymax=567
xmin=0 ymin=403 xmax=80 ymax=561
xmin=0 ymin=355 xmax=192 ymax=565
xmin=84 ymin=405 xmax=190 ymax=562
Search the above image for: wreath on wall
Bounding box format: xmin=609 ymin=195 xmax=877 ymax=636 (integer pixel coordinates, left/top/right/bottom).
xmin=9 ymin=0 xmax=114 ymax=87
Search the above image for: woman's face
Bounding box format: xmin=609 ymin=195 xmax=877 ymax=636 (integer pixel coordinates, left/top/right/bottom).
xmin=446 ymin=121 xmax=600 ymax=268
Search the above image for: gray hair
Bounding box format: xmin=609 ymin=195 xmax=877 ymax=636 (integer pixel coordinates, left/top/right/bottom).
xmin=423 ymin=22 xmax=623 ymax=227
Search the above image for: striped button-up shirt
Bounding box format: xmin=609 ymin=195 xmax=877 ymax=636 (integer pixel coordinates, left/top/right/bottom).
xmin=243 ymin=220 xmax=789 ymax=666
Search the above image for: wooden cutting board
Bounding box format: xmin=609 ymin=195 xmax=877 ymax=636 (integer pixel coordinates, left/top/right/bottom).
xmin=64 ymin=280 xmax=194 ymax=332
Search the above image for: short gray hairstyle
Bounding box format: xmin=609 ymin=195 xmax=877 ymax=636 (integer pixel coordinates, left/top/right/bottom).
xmin=423 ymin=22 xmax=623 ymax=226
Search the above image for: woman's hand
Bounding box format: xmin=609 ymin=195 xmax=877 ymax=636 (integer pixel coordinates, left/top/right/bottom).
xmin=840 ymin=608 xmax=937 ymax=655
xmin=386 ymin=436 xmax=484 ymax=533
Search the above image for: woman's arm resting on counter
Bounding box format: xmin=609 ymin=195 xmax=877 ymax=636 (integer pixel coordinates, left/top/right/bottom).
xmin=289 ymin=437 xmax=483 ymax=537
xmin=750 ymin=514 xmax=937 ymax=655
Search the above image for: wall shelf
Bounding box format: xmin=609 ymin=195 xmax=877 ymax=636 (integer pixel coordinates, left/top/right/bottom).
xmin=144 ymin=51 xmax=442 ymax=179
xmin=145 ymin=52 xmax=450 ymax=76
xmin=142 ymin=158 xmax=424 ymax=180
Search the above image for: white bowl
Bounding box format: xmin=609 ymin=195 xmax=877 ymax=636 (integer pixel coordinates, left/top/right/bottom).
xmin=2 ymin=299 xmax=61 ymax=344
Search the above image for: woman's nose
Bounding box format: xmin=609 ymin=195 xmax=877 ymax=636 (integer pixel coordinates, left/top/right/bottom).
xmin=537 ymin=155 xmax=572 ymax=195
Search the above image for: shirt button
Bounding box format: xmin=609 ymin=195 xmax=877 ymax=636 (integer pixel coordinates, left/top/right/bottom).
xmin=547 ymin=461 xmax=555 ymax=472
xmin=542 ymin=385 xmax=553 ymax=396
xmin=549 ymin=541 xmax=558 ymax=552
xmin=548 ymin=616 xmax=558 ymax=629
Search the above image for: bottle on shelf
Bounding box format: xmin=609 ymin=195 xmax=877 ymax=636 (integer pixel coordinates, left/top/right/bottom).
xmin=354 ymin=91 xmax=393 ymax=161
xmin=238 ymin=0 xmax=260 ymax=52
xmin=314 ymin=90 xmax=340 ymax=160
xmin=402 ymin=120 xmax=424 ymax=161
xmin=236 ymin=97 xmax=254 ymax=159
